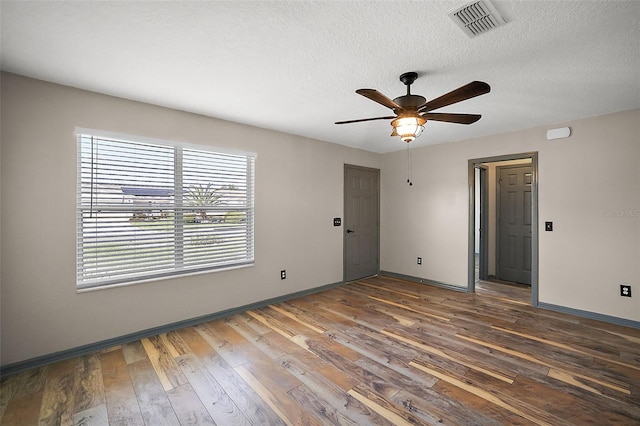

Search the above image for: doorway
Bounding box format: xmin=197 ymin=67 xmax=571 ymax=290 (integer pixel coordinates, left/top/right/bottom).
xmin=344 ymin=165 xmax=380 ymax=282
xmin=468 ymin=153 xmax=538 ymax=306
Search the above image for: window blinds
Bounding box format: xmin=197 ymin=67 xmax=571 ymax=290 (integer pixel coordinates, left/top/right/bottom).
xmin=77 ymin=130 xmax=255 ymax=289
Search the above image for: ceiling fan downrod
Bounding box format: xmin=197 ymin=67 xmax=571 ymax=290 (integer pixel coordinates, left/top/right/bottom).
xmin=399 ymin=71 xmax=418 ymax=96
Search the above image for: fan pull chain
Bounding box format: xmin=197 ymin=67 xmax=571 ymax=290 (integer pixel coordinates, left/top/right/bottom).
xmin=406 ymin=144 xmax=413 ymax=186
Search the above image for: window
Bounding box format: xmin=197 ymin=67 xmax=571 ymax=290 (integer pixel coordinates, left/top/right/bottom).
xmin=76 ymin=129 xmax=255 ymax=289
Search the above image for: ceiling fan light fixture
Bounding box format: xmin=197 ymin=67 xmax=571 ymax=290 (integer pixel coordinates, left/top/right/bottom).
xmin=391 ymin=116 xmax=426 ymax=143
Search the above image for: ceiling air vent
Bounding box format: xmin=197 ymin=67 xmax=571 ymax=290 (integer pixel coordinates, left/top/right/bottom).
xmin=449 ymin=0 xmax=506 ymax=38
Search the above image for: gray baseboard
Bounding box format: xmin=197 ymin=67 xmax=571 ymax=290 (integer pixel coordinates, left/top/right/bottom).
xmin=537 ymin=302 xmax=640 ymax=329
xmin=0 ymin=280 xmax=345 ymax=378
xmin=380 ymin=270 xmax=468 ymax=293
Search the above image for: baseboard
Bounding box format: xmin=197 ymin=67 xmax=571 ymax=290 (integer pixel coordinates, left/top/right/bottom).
xmin=380 ymin=270 xmax=468 ymax=293
xmin=0 ymin=280 xmax=345 ymax=377
xmin=537 ymin=302 xmax=640 ymax=329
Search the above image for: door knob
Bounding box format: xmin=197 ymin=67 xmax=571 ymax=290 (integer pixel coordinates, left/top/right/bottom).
xmin=346 ymin=229 xmax=355 ymax=234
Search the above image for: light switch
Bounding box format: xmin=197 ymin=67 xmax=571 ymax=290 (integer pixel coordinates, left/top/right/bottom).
xmin=545 ymin=221 xmax=553 ymax=231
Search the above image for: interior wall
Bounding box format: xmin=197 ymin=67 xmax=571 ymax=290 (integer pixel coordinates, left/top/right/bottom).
xmin=381 ymin=108 xmax=640 ymax=323
xmin=0 ymin=73 xmax=381 ymax=366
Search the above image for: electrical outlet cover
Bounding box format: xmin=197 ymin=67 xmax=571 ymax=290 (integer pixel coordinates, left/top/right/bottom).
xmin=620 ymin=285 xmax=631 ymax=297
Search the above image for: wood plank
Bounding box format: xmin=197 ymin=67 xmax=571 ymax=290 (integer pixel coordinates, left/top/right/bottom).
xmin=122 ymin=341 xmax=147 ymax=365
xmin=328 ymin=329 xmax=435 ymax=389
xmin=456 ymin=333 xmax=632 ymax=395
xmin=176 ymin=353 xmax=250 ymax=425
xmin=128 ymin=358 xmax=181 ymax=425
xmin=176 ymin=326 xmax=216 ymax=358
xmin=368 ymin=295 xmax=450 ymax=322
xmin=165 ymin=383 xmax=215 ymax=425
xmin=380 ymin=328 xmax=516 ymax=384
xmin=0 ymin=373 xmax=22 ymax=422
xmin=351 ymin=281 xmax=421 ymax=299
xmin=100 ymin=349 xmax=144 ymax=425
xmin=226 ymin=315 xmax=360 ymax=392
xmin=205 ymin=317 xmax=321 ymax=424
xmin=73 ymin=353 xmax=105 ymax=415
xmin=409 ymin=359 xmax=563 ymax=426
xmin=492 ymin=325 xmax=640 ymax=371
xmin=0 ymin=390 xmax=45 ymax=426
xmin=160 ymin=331 xmax=192 ymax=358
xmin=0 ymin=367 xmax=47 ymax=425
xmin=140 ymin=335 xmax=188 ymax=391
xmin=38 ymin=358 xmax=76 ymax=425
xmin=234 ymin=363 xmax=321 ymax=426
xmin=260 ymin=306 xmax=362 ymax=362
xmin=280 ymin=357 xmax=394 ymax=425
xmin=245 ymin=309 xmax=310 ymax=352
xmin=347 ymin=384 xmax=427 ymax=426
xmin=268 ymin=303 xmax=328 ymax=334
xmin=200 ymin=351 xmax=286 ymax=425
xmin=11 ymin=366 xmax=48 ymax=399
xmin=507 ymin=373 xmax=640 ymax=424
xmin=72 ymin=404 xmax=109 ymax=426
xmin=196 ymin=321 xmax=265 ymax=368
xmin=224 ymin=317 xmax=289 ymax=360
xmin=359 ymin=359 xmax=507 ymax=425
xmin=430 ymin=374 xmax=531 ymax=424
xmin=388 ymin=388 xmax=494 ymax=425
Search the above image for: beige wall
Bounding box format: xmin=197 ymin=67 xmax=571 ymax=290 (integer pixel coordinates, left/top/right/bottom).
xmin=2 ymin=72 xmax=639 ymax=366
xmin=0 ymin=73 xmax=380 ymax=365
xmin=381 ymin=108 xmax=640 ymax=322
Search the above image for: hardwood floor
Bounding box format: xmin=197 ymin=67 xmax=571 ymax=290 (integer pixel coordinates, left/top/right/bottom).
xmin=1 ymin=275 xmax=639 ymax=425
xmin=476 ymin=279 xmax=531 ymax=304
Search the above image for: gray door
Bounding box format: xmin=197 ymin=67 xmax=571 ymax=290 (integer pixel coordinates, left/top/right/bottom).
xmin=497 ymin=165 xmax=532 ymax=285
xmin=344 ymin=165 xmax=380 ymax=282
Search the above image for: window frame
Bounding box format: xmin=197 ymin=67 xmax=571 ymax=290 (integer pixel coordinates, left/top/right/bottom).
xmin=75 ymin=128 xmax=256 ymax=291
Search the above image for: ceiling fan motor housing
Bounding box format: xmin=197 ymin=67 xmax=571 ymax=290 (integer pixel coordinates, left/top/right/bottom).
xmin=394 ymin=94 xmax=427 ymax=111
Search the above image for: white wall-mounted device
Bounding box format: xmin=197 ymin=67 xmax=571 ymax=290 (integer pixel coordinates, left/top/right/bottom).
xmin=546 ymin=127 xmax=571 ymax=140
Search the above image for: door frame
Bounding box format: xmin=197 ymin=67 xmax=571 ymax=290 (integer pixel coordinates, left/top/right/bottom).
xmin=467 ymin=152 xmax=539 ymax=306
xmin=477 ymin=166 xmax=489 ymax=281
xmin=343 ymin=164 xmax=381 ymax=283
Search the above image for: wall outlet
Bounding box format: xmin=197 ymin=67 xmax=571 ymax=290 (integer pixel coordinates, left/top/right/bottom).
xmin=281 ymin=270 xmax=286 ymax=280
xmin=417 ymin=257 xmax=422 ymax=265
xmin=620 ymin=285 xmax=631 ymax=297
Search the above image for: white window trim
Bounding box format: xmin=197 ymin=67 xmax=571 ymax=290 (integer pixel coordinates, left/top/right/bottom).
xmin=75 ymin=128 xmax=256 ymax=290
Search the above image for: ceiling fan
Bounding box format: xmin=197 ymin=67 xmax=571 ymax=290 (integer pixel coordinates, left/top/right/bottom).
xmin=335 ymin=72 xmax=490 ymax=143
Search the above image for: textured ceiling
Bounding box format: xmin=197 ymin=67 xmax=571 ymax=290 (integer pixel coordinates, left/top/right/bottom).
xmin=1 ymin=1 xmax=639 ymax=153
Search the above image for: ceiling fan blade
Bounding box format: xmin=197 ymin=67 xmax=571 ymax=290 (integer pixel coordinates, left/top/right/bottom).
xmin=335 ymin=115 xmax=396 ymax=125
xmin=422 ymin=112 xmax=482 ymax=124
xmin=419 ymin=81 xmax=490 ymax=113
xmin=356 ymin=89 xmax=403 ymax=111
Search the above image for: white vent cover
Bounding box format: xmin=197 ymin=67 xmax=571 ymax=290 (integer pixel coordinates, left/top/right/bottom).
xmin=449 ymin=1 xmax=506 ymax=38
